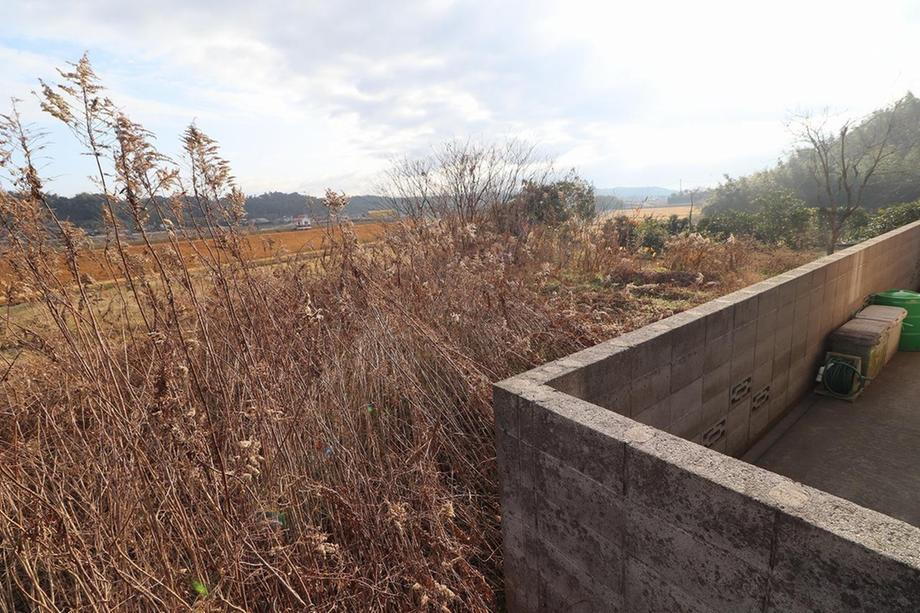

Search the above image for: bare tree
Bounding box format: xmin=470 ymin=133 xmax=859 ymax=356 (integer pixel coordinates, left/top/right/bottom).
xmin=792 ymin=103 xmax=902 ymax=253
xmin=380 ymin=139 xmax=552 ymax=229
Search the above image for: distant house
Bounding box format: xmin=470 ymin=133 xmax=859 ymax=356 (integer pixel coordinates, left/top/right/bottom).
xmin=293 ymin=215 xmax=313 ymax=229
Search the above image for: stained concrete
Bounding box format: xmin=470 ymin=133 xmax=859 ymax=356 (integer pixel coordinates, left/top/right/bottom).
xmin=752 ymin=351 xmax=920 ymax=527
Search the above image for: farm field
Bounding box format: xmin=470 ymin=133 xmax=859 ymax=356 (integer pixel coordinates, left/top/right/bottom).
xmin=604 ymin=204 xmax=697 ymax=219
xmin=0 ymin=222 xmax=387 ymax=288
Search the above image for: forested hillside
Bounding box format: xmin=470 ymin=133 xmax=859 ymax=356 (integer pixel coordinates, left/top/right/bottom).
xmin=707 ymin=93 xmax=920 ymax=214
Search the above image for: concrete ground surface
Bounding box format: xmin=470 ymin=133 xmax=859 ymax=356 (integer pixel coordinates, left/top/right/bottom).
xmin=751 ymin=351 xmax=920 ymax=527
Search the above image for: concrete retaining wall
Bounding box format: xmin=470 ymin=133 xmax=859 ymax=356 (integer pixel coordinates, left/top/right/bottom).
xmin=495 ymin=221 xmax=920 ymax=611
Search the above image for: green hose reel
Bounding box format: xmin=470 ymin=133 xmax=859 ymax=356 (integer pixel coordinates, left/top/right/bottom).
xmin=816 ymin=353 xmax=869 ymax=400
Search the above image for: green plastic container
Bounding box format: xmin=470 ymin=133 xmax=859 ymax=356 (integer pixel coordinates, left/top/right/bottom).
xmin=871 ymin=289 xmax=920 ymax=351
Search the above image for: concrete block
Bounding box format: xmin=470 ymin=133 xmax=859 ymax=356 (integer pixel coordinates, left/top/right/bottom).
xmin=756 ymin=308 xmax=777 ymax=342
xmin=732 ymin=320 xmax=757 ymax=356
xmin=625 ymin=558 xmax=710 ymax=613
xmin=496 ymin=430 xmax=538 ymax=526
xmin=536 ymin=499 xmax=625 ymax=593
xmin=808 ymin=283 xmax=825 ymax=313
xmin=769 ymin=385 xmax=788 ymax=423
xmin=548 ymin=369 xmax=586 ymax=398
xmin=772 ymin=346 xmax=790 ymax=385
xmin=771 ymin=511 xmax=920 ymax=613
xmin=702 ymin=361 xmax=729 ymax=402
xmin=773 ymin=321 xmax=792 ymax=355
xmin=748 ymin=387 xmax=771 ymax=440
xmin=625 ymin=504 xmax=769 ymax=611
xmin=670 ymin=312 xmax=706 ymax=359
xmin=837 ymin=253 xmax=855 ymax=276
xmin=529 ymin=395 xmax=627 ymax=493
xmin=670 ymin=347 xmax=704 ymax=392
xmin=786 ymin=359 xmax=812 ymax=403
xmin=704 ymin=303 xmax=734 ymax=342
xmin=539 ymin=539 xmax=624 ymax=613
xmin=583 ymin=346 xmax=634 ymax=401
xmin=733 ymin=292 xmax=760 ymax=329
xmin=726 ymin=424 xmax=749 ymax=457
xmin=777 ymin=275 xmax=798 ymax=306
xmin=704 ymin=330 xmax=732 ymax=370
xmin=701 ymin=388 xmax=729 ymax=427
xmin=758 ymin=282 xmax=781 ymax=314
xmin=804 ymin=343 xmax=823 ymax=372
xmin=794 ymin=270 xmax=814 ymax=299
xmin=625 ymin=437 xmax=777 ymax=570
xmin=503 ymin=527 xmax=541 ymax=613
xmin=752 ymin=359 xmax=773 ymax=391
xmin=596 ymin=385 xmax=632 ymax=417
xmin=754 ymin=334 xmax=775 ymax=369
xmin=536 ymin=450 xmax=624 ymax=538
xmin=627 ymin=326 xmax=673 ymax=377
xmin=726 ymin=397 xmax=751 ymax=454
xmin=634 ymin=397 xmax=670 ymax=431
xmin=811 ymin=265 xmax=827 ymax=286
xmin=669 ymin=378 xmax=702 ymax=439
xmin=631 ymin=365 xmax=670 ymax=415
xmin=535 ymin=463 xmax=625 ymax=593
xmin=494 ymin=384 xmax=521 ymax=438
xmin=770 ymin=359 xmax=789 ymax=392
xmin=730 ymin=345 xmax=755 ymax=384
xmin=789 ymin=320 xmax=807 ymax=362
xmin=776 ymin=299 xmax=795 ymax=328
xmin=494 ymin=222 xmax=920 ymax=613
xmin=806 ymin=307 xmax=823 ymax=348
xmin=823 ymin=273 xmax=839 ymax=313
xmin=793 ymin=294 xmax=811 ymax=330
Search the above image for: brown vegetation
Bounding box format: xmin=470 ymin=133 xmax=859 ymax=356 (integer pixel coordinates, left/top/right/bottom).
xmin=0 ymin=223 xmax=387 ymax=304
xmin=0 ymin=56 xmax=816 ymax=611
xmin=602 ymin=204 xmax=696 ymax=220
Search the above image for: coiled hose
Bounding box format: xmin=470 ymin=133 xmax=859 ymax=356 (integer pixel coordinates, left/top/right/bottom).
xmin=822 ymin=358 xmax=868 ymax=398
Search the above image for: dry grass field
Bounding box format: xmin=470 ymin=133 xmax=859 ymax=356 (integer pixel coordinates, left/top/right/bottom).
xmin=0 ymin=222 xmax=387 ymax=290
xmin=604 ymin=204 xmax=697 ymax=219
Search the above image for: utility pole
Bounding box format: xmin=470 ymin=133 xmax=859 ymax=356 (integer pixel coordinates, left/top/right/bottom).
xmin=688 ymin=189 xmax=695 ymax=228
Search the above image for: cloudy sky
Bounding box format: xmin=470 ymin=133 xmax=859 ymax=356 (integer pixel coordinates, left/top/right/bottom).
xmin=3 ymin=0 xmax=920 ymax=196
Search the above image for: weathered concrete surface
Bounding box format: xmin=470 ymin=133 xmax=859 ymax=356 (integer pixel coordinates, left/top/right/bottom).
xmin=752 ymin=351 xmax=920 ymax=527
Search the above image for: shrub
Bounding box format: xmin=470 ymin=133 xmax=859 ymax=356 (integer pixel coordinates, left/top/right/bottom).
xmin=634 ymin=216 xmax=670 ymax=253
xmin=661 ymin=233 xmax=751 ymax=280
xmin=599 ymin=214 xmax=637 ymax=248
xmin=750 ymin=191 xmax=812 ymax=248
xmin=858 ymin=200 xmax=920 ymax=239
xmin=696 ymin=209 xmax=756 ymax=239
xmin=517 ymin=170 xmax=596 ymax=227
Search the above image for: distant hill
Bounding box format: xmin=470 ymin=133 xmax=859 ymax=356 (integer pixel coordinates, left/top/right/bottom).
xmin=596 ymin=186 xmax=675 ymax=200
xmin=248 ymin=192 xmax=389 ymax=220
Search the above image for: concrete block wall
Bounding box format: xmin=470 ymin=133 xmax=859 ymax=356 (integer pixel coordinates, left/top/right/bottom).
xmin=546 ymin=221 xmax=920 ymax=459
xmin=495 ymin=221 xmax=920 ymax=612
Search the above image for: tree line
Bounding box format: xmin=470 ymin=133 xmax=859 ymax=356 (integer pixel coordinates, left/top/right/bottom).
xmin=704 ymin=92 xmax=920 ymax=252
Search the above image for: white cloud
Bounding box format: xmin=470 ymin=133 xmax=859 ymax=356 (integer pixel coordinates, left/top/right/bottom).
xmin=2 ymin=0 xmax=920 ymax=195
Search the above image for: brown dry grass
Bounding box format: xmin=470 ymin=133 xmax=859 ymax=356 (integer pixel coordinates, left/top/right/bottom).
xmin=0 ymin=223 xmax=387 ymax=292
xmin=0 ymin=55 xmax=818 ymax=611
xmin=603 ymin=204 xmax=696 ymax=220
